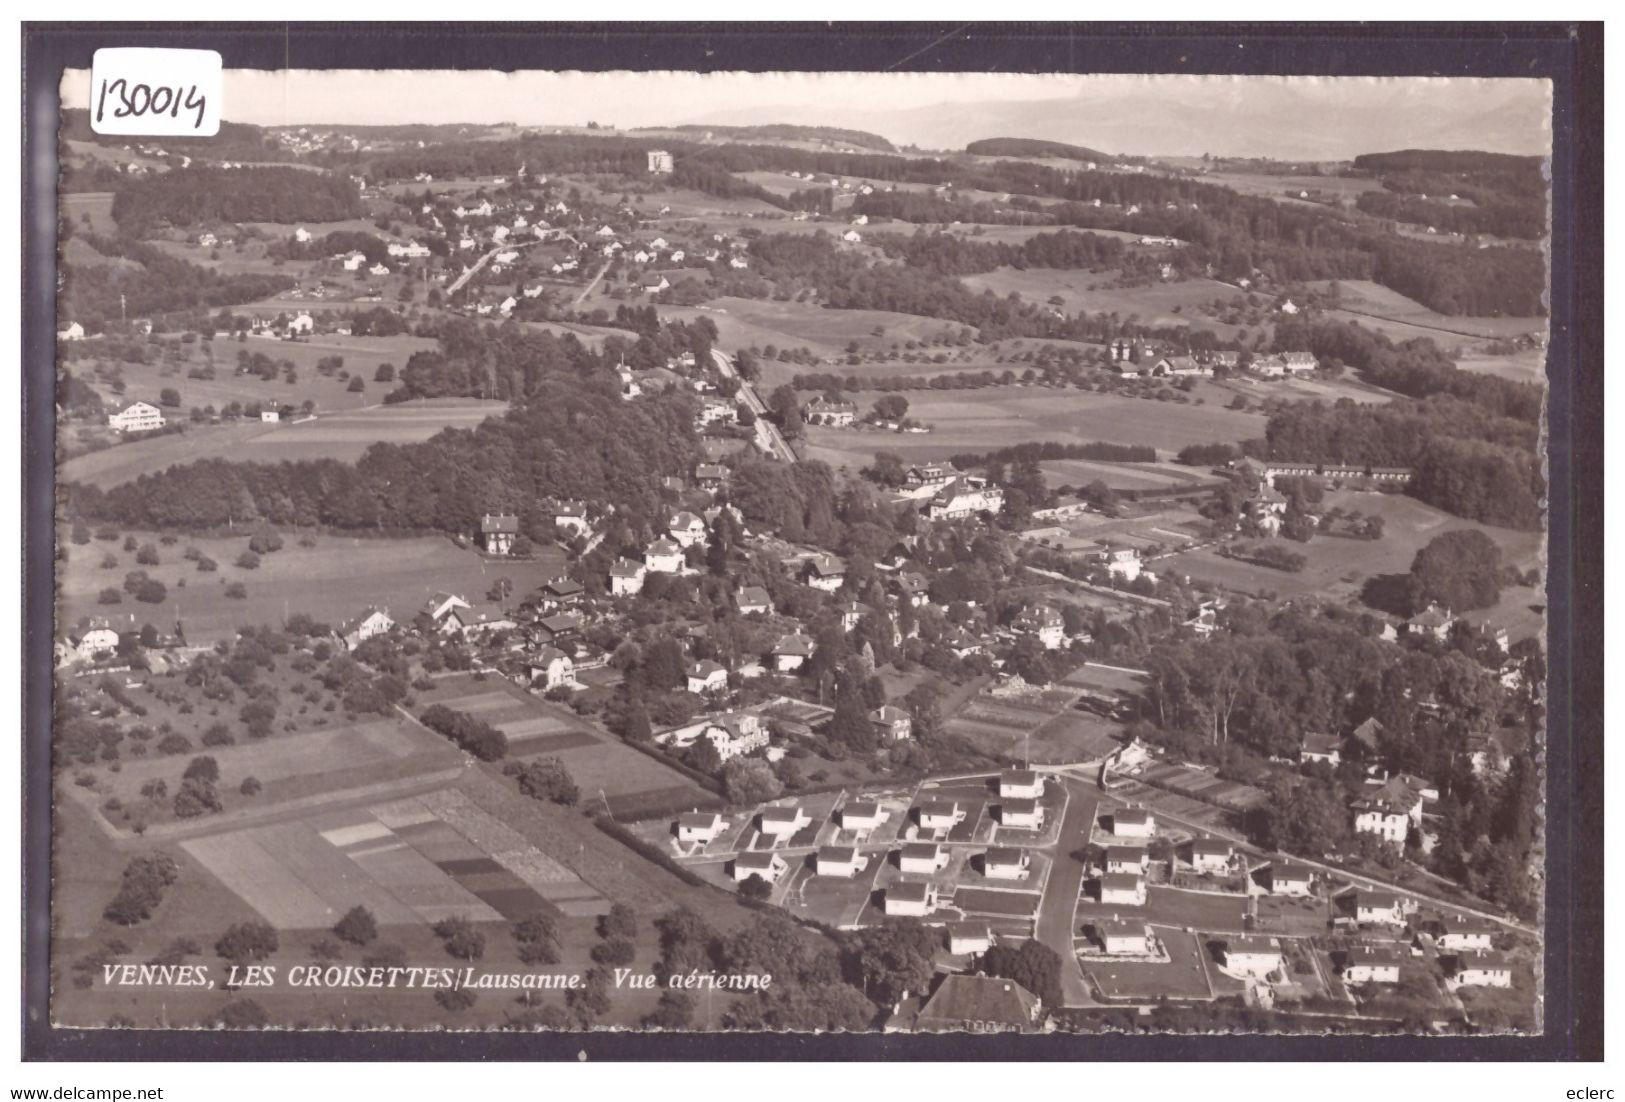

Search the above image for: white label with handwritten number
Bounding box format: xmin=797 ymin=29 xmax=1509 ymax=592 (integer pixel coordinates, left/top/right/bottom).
xmin=90 ymin=48 xmax=222 ymax=137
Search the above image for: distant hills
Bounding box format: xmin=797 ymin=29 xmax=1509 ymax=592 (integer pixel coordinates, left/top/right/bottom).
xmin=635 ymin=123 xmax=895 ymax=153
xmin=965 ymin=137 xmax=1115 ymax=163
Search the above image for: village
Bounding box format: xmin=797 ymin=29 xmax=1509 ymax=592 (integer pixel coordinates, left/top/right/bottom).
xmin=51 ymin=105 xmax=1547 ymax=1035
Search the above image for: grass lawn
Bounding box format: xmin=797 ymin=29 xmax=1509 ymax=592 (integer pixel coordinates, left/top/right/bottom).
xmin=1085 ymin=926 xmax=1216 ymax=1001
xmin=58 ymin=530 xmax=565 ymax=649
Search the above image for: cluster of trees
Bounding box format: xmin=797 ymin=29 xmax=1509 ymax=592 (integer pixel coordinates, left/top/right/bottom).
xmin=102 ymin=854 xmax=180 ymax=925
xmin=110 ymin=166 xmax=363 ymax=234
xmin=58 ymin=230 xmax=293 ymax=334
xmin=506 ymin=757 xmax=580 ymax=805
xmin=950 ymin=440 xmax=1157 ymax=468
xmin=869 ymin=229 xmax=1129 ymax=276
xmin=65 ymin=366 xmax=705 ymax=539
xmin=419 ymin=703 xmax=508 ymax=761
xmin=1353 ymin=150 xmax=1547 ymax=241
xmin=965 ymin=137 xmax=1113 ymax=162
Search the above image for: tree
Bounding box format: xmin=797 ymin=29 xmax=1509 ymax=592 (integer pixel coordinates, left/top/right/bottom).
xmin=722 ymin=758 xmax=783 ymax=805
xmin=873 ymin=394 xmax=909 ymax=422
xmin=642 ymin=990 xmax=695 ymax=1029
xmin=737 ymin=874 xmax=773 ymax=901
xmin=981 ymin=939 xmax=1062 ymax=1011
xmin=431 ymin=916 xmax=485 ymax=961
xmin=599 ymin=902 xmax=638 ymax=940
xmin=1247 ymin=775 xmax=1350 ymax=857
xmin=159 ymin=387 xmax=181 ymax=407
xmin=1407 ymin=529 xmax=1504 ymax=614
xmin=591 ymin=937 xmax=637 ymax=966
xmin=846 ymin=918 xmax=939 ymax=1005
xmin=333 ymin=905 xmax=378 ymax=946
xmin=215 ymin=921 xmax=279 ymax=965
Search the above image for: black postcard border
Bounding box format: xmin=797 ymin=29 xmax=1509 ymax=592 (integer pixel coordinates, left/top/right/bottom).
xmin=20 ymin=20 xmax=1603 ymax=1062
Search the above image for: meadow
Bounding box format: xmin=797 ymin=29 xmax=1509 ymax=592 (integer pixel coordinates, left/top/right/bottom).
xmin=961 ymin=267 xmax=1251 ymax=339
xmin=60 ymin=398 xmax=506 ymax=489
xmin=57 ymin=530 xmax=566 ymax=649
xmin=800 ymin=384 xmax=1265 ymax=472
xmin=1307 ymin=279 xmax=1546 ymax=343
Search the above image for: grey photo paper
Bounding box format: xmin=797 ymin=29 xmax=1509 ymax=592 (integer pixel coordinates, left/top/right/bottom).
xmin=50 ymin=64 xmax=1550 ymax=1036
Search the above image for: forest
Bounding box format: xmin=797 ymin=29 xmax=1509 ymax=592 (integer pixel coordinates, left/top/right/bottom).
xmin=57 ymin=231 xmax=294 ymax=333
xmin=965 ymin=136 xmax=1115 ymax=163
xmin=110 ymin=166 xmax=365 ymax=234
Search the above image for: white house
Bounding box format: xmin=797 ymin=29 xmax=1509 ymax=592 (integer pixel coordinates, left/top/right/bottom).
xmin=645 ymin=539 xmax=684 ymax=574
xmin=1452 ymin=950 xmax=1514 ymax=988
xmin=669 ymin=511 xmax=707 ymax=548
xmin=294 ymin=226 xmax=312 ymax=243
xmin=529 ymin=646 xmax=575 ymax=691
xmin=1099 ymin=545 xmax=1143 ymax=582
xmin=57 ymin=321 xmax=86 ymax=341
xmin=1220 ymin=936 xmax=1284 ymax=980
xmin=1351 ymin=781 xmax=1424 ymax=845
xmin=107 ymin=401 xmax=165 ymax=433
xmin=838 ymin=800 xmax=885 ymax=834
xmin=1096 ymin=921 xmax=1152 ymax=956
xmin=804 ymin=399 xmax=857 ymax=427
xmin=1187 ymin=838 xmax=1233 ymax=874
xmin=1267 ymin=863 xmax=1316 ymax=896
xmin=1436 ymin=915 xmax=1497 ymax=953
xmin=341 ymin=251 xmax=368 ymax=271
xmin=1350 ymin=889 xmax=1407 ymax=927
xmin=815 ymin=846 xmax=866 ymax=878
xmin=999 ymin=798 xmax=1045 ymax=831
xmin=70 ymin=623 xmax=120 ymax=660
xmin=1342 ymin=945 xmax=1402 ymax=985
xmin=773 ymin=633 xmax=815 ymax=673
xmin=982 ymin=847 xmax=1029 ymax=881
xmin=477 ymin=513 xmax=520 ymax=556
xmin=338 ymin=608 xmax=394 ymax=651
xmin=948 ymin=923 xmax=992 ymax=956
xmin=609 ymin=558 xmax=647 ymax=597
xmin=927 ymin=477 xmax=1005 ymax=521
xmin=1014 ymin=605 xmax=1066 ymax=650
xmin=884 ymin=881 xmax=937 ymax=918
xmin=899 ymin=842 xmax=949 ymax=875
xmin=686 ymin=660 xmax=729 ymax=695
xmin=1099 ymin=873 xmax=1146 ymax=907
xmin=736 ymin=586 xmax=771 ymax=617
xmin=1300 ymin=731 xmax=1344 ymax=767
xmin=916 ymin=801 xmax=966 ymax=833
xmin=676 ymin=811 xmax=725 ymax=845
xmin=422 ymin=592 xmax=472 ymax=634
xmin=759 ymin=805 xmax=810 ymax=840
xmin=1111 ymin=807 xmax=1155 ymax=838
xmin=999 ymin=770 xmax=1044 ymax=800
xmin=870 ymin=705 xmax=913 ymax=742
xmin=732 ymin=850 xmax=788 ymax=885
xmin=697 ymin=713 xmax=770 ymax=762
xmin=802 ymin=554 xmax=846 ymax=591
xmin=1104 ymin=846 xmax=1149 ymax=876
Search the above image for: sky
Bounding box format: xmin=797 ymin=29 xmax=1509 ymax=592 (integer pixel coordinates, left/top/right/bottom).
xmin=62 ymin=70 xmax=1553 ymax=159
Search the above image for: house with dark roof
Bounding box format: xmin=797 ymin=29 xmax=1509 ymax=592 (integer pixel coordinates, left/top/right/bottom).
xmin=478 ymin=513 xmax=520 ymax=555
xmin=912 ymin=974 xmax=1042 ymax=1033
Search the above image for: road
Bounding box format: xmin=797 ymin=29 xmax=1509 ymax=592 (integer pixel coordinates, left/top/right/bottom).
xmin=446 ymin=230 xmax=575 ymax=298
xmin=710 ymin=348 xmax=798 ymax=463
xmin=1032 ymin=777 xmax=1100 ymax=1007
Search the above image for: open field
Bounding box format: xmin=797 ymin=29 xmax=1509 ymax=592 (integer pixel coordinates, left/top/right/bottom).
xmin=962 ymin=268 xmax=1250 ymax=339
xmin=1039 ymin=458 xmax=1220 ymax=494
xmin=665 ymin=297 xmax=971 ymax=363
xmin=418 ymin=675 xmax=712 ymax=815
xmin=1453 ymin=348 xmax=1547 ymax=384
xmin=60 ymin=398 xmax=506 ymax=488
xmin=802 ymin=385 xmax=1264 ymax=473
xmin=74 ymin=333 xmax=439 ymax=419
xmin=1159 ymin=489 xmax=1544 ymax=618
xmin=1307 ymin=279 xmax=1546 ymax=343
xmin=61 ymin=191 xmax=119 ymax=235
xmin=58 ymin=532 xmax=566 ymax=649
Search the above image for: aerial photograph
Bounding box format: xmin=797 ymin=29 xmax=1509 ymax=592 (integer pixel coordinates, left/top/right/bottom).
xmin=48 ymin=68 xmax=1550 ymax=1037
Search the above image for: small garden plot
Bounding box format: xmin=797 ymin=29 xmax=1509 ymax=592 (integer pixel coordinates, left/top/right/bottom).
xmin=951 ymin=887 xmax=1042 ymax=919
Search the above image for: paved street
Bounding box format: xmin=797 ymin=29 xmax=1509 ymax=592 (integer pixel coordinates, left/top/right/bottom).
xmin=1033 ymin=777 xmax=1100 ymax=1007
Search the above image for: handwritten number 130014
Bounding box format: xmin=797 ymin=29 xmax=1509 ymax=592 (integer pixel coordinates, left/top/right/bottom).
xmin=95 ymin=78 xmax=208 ymax=132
